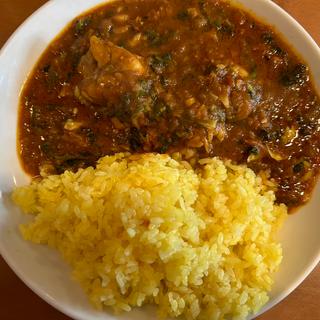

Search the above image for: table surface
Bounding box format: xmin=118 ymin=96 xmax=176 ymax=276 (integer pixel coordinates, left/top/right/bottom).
xmin=0 ymin=0 xmax=319 ymax=319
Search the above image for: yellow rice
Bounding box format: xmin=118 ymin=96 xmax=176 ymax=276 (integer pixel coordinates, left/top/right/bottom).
xmin=12 ymin=153 xmax=287 ymax=319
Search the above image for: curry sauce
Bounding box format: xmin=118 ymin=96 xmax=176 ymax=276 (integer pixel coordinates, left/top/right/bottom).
xmin=18 ymin=0 xmax=320 ymax=209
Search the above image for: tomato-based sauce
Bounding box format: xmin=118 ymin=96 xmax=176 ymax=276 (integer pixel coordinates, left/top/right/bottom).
xmin=18 ymin=0 xmax=320 ymax=209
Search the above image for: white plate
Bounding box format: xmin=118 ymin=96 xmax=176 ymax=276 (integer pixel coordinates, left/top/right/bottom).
xmin=0 ymin=0 xmax=320 ymax=319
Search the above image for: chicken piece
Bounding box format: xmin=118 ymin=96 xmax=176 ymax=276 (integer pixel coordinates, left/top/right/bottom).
xmin=76 ymin=36 xmax=146 ymax=105
xmin=229 ymin=88 xmax=254 ymax=121
xmin=89 ymin=36 xmax=145 ymax=74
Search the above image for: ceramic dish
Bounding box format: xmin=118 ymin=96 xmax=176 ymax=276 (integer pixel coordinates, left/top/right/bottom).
xmin=0 ymin=0 xmax=319 ymax=319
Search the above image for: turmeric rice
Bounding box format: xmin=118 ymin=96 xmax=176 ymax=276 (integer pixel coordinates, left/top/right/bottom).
xmin=12 ymin=153 xmax=287 ymax=319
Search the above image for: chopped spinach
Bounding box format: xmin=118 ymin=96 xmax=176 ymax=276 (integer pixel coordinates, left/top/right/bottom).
xmin=207 ymin=104 xmax=226 ymax=123
xmin=54 ymin=152 xmax=96 ymax=173
xmin=117 ymin=39 xmax=127 ymax=48
xmin=249 ymin=65 xmax=257 ymax=79
xmin=160 ymin=75 xmax=170 ymax=87
xmin=46 ymin=67 xmax=59 ymax=88
xmin=112 ymin=93 xmax=133 ymax=121
xmin=204 ymin=63 xmax=216 ymax=76
xmin=213 ymin=18 xmax=222 ymax=29
xmin=81 ymin=128 xmax=96 ymax=145
xmin=293 ymin=161 xmax=304 ymax=173
xmin=177 ymin=10 xmax=190 ymax=21
xmin=42 ymin=64 xmax=50 ymax=73
xmin=121 ymin=92 xmax=132 ymax=106
xmin=74 ymin=17 xmax=92 ymax=36
xmin=71 ymin=51 xmax=84 ymax=70
xmin=129 ymin=127 xmax=142 ymax=151
xmin=55 ymin=159 xmax=84 ymax=173
xmin=262 ymin=32 xmax=274 ymax=45
xmin=138 ymin=79 xmax=153 ymax=97
xmin=158 ymin=136 xmax=171 ymax=153
xmin=30 ymin=105 xmax=45 ymax=129
xmin=262 ymin=32 xmax=286 ymax=57
xmin=198 ymin=0 xmax=206 ymax=15
xmin=258 ymin=129 xmax=280 ymax=142
xmin=216 ymin=20 xmax=235 ymax=36
xmin=280 ymin=64 xmax=308 ymax=86
xmin=152 ymin=99 xmax=169 ymax=119
xmin=150 ymin=53 xmax=172 ymax=73
xmin=248 ymin=146 xmax=259 ymax=155
xmin=40 ymin=142 xmax=51 ymax=155
xmin=87 ymin=132 xmax=96 ymax=144
xmin=145 ymin=29 xmax=163 ymax=47
xmin=132 ymin=104 xmax=147 ymax=115
xmin=145 ymin=29 xmax=175 ymax=47
xmin=271 ymin=45 xmax=285 ymax=56
xmin=104 ymin=10 xmax=115 ymax=19
xmin=45 ymin=104 xmax=58 ymax=111
xmin=258 ymin=129 xmax=270 ymax=141
xmin=158 ymin=143 xmax=170 ymax=153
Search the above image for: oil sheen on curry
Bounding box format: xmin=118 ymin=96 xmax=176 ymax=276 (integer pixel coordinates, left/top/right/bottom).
xmin=18 ymin=0 xmax=320 ymax=210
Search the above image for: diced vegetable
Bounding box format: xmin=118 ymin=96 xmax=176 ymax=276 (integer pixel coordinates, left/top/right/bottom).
xmin=64 ymin=119 xmax=83 ymax=131
xmin=281 ymin=127 xmax=297 ymax=145
xmin=185 ymin=97 xmax=196 ymax=106
xmin=232 ymin=65 xmax=249 ymax=78
xmin=267 ymin=146 xmax=284 ymax=161
xmin=128 ymin=33 xmax=142 ymax=47
xmin=112 ymin=14 xmax=129 ymax=22
xmin=18 ymin=0 xmax=320 ymax=210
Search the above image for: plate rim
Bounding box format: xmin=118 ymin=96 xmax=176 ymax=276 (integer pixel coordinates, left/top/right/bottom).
xmin=0 ymin=0 xmax=320 ymax=320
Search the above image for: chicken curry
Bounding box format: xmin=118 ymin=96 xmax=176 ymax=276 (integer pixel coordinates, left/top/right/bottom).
xmin=18 ymin=0 xmax=320 ymax=210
